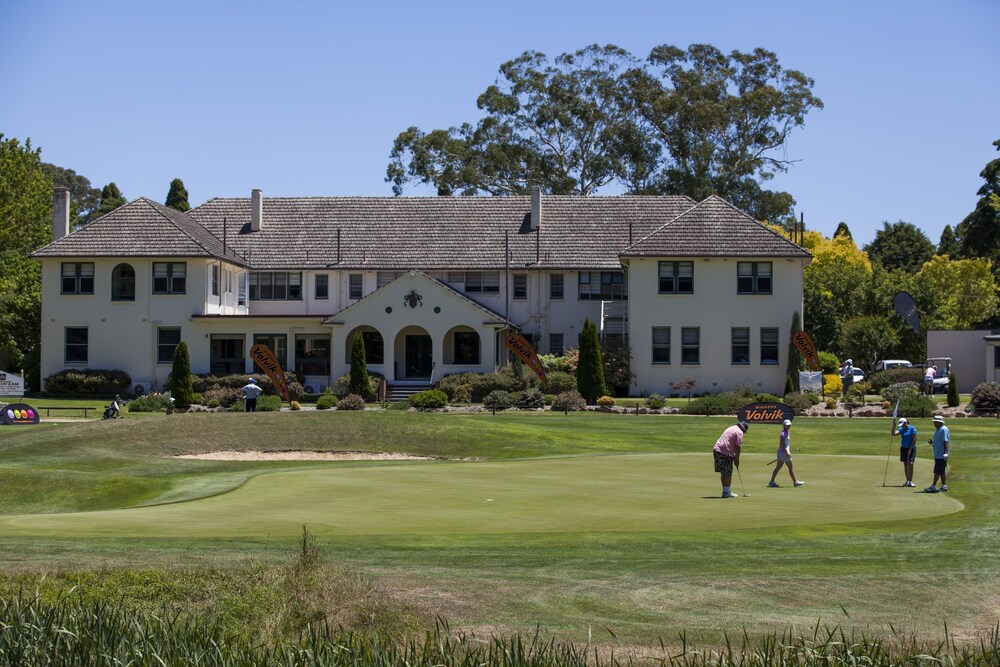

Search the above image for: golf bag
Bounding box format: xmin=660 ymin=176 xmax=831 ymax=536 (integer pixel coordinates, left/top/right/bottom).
xmin=102 ymin=406 xmax=115 ymax=420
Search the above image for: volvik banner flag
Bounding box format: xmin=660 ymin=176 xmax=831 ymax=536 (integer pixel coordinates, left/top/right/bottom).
xmin=504 ymin=333 xmax=547 ymax=385
xmin=249 ymin=343 xmax=291 ymax=402
xmin=893 ymin=292 xmax=921 ymax=335
xmin=791 ymin=331 xmax=821 ymax=372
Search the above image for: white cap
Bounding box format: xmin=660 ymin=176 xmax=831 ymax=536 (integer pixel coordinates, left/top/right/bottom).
xmin=898 ymin=418 xmax=908 ymax=426
xmin=845 ymin=359 xmax=853 ymax=364
xmin=783 ymin=419 xmax=792 ymax=427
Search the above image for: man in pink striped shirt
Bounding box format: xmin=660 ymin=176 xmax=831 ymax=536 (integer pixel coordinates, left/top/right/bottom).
xmin=713 ymin=421 xmax=748 ymax=498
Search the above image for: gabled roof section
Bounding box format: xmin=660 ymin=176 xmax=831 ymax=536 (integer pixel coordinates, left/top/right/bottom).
xmin=189 ymin=195 xmax=698 ymax=270
xmin=621 ymin=195 xmax=811 ymax=259
xmin=32 ymin=198 xmax=249 ymax=266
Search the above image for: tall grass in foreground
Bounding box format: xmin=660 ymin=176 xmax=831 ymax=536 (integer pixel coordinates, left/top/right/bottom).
xmin=1 ymin=593 xmax=998 ymax=666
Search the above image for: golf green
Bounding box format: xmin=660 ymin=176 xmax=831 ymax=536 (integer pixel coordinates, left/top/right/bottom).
xmin=0 ymin=453 xmax=960 ymax=538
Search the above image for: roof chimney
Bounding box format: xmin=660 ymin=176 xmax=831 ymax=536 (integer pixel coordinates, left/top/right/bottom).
xmin=52 ymin=187 xmax=70 ymax=241
xmin=530 ymin=186 xmax=542 ymax=231
xmin=250 ymin=188 xmax=263 ymax=232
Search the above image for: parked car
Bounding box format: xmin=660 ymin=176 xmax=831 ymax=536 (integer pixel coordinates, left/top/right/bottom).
xmin=925 ymin=357 xmax=952 ymax=394
xmin=852 ymin=368 xmax=866 ymax=383
xmin=874 ymin=359 xmax=913 ymax=371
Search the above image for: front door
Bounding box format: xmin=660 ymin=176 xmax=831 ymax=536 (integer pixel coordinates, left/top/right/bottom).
xmin=405 ymin=334 xmax=433 ymax=378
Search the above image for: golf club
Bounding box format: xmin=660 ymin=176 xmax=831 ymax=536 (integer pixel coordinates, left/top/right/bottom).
xmin=766 ymin=459 xmax=777 ymax=466
xmin=736 ymin=464 xmax=749 ymax=497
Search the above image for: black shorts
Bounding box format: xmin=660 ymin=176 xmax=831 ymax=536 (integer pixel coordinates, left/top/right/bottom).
xmin=713 ymin=450 xmax=734 ymax=476
xmin=900 ymin=447 xmax=916 ymax=463
xmin=934 ymin=458 xmax=948 ymax=475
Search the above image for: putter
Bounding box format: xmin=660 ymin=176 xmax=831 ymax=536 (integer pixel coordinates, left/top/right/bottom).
xmin=736 ymin=464 xmax=749 ymax=497
xmin=766 ymin=459 xmax=777 ymax=466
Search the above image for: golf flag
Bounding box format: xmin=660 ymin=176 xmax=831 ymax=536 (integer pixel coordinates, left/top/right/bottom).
xmin=893 ymin=292 xmax=921 ymax=334
xmin=791 ymin=331 xmax=821 ymax=372
xmin=891 ymin=398 xmax=899 ymax=433
xmin=250 ymin=343 xmax=291 ymax=402
xmin=504 ymin=333 xmax=547 ymax=385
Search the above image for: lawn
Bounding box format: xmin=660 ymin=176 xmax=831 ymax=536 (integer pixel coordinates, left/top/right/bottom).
xmin=0 ymin=408 xmax=997 ymax=648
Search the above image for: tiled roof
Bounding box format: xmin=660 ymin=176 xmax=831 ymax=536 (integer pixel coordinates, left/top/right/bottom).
xmin=188 ymin=195 xmax=700 ymax=270
xmin=622 ymin=195 xmax=811 ymax=258
xmin=32 ymin=198 xmax=249 ymax=265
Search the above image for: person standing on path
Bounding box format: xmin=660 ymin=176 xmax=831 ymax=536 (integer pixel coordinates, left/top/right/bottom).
xmin=925 ymin=415 xmax=951 ymax=493
xmin=241 ymin=377 xmax=263 ymax=412
xmin=840 ymin=359 xmax=855 ymax=399
xmin=768 ymin=419 xmax=804 ymax=488
xmin=892 ymin=417 xmax=918 ymax=487
xmin=713 ymin=421 xmax=748 ymax=498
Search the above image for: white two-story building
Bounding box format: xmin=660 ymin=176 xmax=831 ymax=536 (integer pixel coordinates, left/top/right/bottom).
xmin=33 ymin=187 xmax=810 ymax=396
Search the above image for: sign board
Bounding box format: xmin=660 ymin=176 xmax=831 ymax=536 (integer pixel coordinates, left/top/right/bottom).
xmin=737 ymin=402 xmax=795 ymax=424
xmin=791 ymin=331 xmax=821 ymax=372
xmin=1 ymin=403 xmax=40 ymax=425
xmin=799 ymin=371 xmax=823 ymax=393
xmin=0 ymin=370 xmax=25 ymax=397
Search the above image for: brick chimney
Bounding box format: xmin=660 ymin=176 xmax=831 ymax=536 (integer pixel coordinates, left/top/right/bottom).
xmin=530 ymin=186 xmax=542 ymax=231
xmin=250 ymin=188 xmax=263 ymax=232
xmin=52 ymin=187 xmax=70 ymax=241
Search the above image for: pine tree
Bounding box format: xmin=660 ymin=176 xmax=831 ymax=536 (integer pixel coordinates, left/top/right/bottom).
xmin=947 ymin=371 xmax=960 ymax=408
xmin=575 ymin=319 xmax=607 ymax=404
xmin=349 ymin=332 xmax=371 ymax=399
xmin=166 ymin=341 xmax=194 ymax=407
xmin=937 ymin=224 xmax=961 ymax=258
xmin=833 ymin=221 xmax=853 ymax=240
xmin=95 ymin=182 xmax=126 ymax=217
xmin=165 ymin=178 xmax=191 ymax=212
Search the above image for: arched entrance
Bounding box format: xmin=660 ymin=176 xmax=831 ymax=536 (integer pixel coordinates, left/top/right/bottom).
xmin=395 ymin=326 xmax=433 ymax=380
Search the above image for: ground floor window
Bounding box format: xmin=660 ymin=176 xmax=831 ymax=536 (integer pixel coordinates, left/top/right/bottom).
xmin=453 ymin=331 xmax=480 ymax=365
xmin=157 ymin=327 xmax=181 ymax=363
xmin=362 ymin=331 xmax=384 ymax=364
xmin=731 ymin=328 xmax=750 ymax=365
xmin=549 ymin=333 xmax=564 ymax=356
xmin=681 ymin=327 xmax=699 ymax=364
xmin=652 ymin=327 xmax=670 ymax=364
xmin=65 ymin=327 xmax=88 ymax=363
xmin=760 ymin=328 xmax=779 ymax=365
xmin=211 ymin=335 xmax=245 ymax=375
xmin=253 ymin=334 xmax=287 ymax=369
xmin=296 ymin=334 xmax=330 ymax=376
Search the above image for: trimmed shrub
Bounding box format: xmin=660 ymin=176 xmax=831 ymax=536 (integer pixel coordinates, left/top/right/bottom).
xmin=482 ymin=390 xmax=514 ymax=412
xmin=290 ymin=401 xmax=301 ymax=411
xmin=869 ymin=368 xmax=923 ymax=393
xmin=336 ymin=393 xmax=366 ymax=411
xmin=947 ymin=372 xmax=960 ymax=408
xmin=315 ymin=394 xmax=338 ymax=410
xmin=551 ymin=390 xmax=586 ymax=412
xmin=817 ymin=350 xmax=840 ymax=374
xmin=823 ymin=373 xmax=842 ymax=397
xmin=543 ymin=371 xmax=577 ymax=395
xmin=968 ymin=382 xmax=1000 ymax=413
xmin=513 ymin=388 xmax=546 ymax=409
xmin=409 ymin=389 xmax=449 ymax=410
xmin=680 ymin=384 xmax=757 ymax=416
xmin=882 ymin=382 xmax=937 ymax=417
xmin=755 ymin=393 xmax=782 ymax=403
xmin=126 ymin=392 xmax=171 ymax=413
xmin=451 ymin=384 xmax=472 ymax=404
xmin=43 ymin=369 xmax=131 ymax=397
xmin=576 ymin=319 xmax=607 ymax=403
xmin=257 ymin=395 xmax=282 ymax=411
xmin=781 ymin=392 xmax=813 ymax=414
xmin=596 ymin=395 xmax=615 ymax=407
xmin=192 ymin=374 xmax=305 ymax=401
xmin=439 ymin=372 xmax=519 ymax=402
xmin=166 ymin=342 xmax=195 ymax=408
xmin=201 ymin=386 xmax=243 ymax=408
xmin=348 ymin=333 xmax=371 ymax=397
xmin=645 ymin=393 xmax=666 ymax=409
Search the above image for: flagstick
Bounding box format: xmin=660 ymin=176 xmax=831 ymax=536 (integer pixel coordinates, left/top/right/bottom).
xmin=882 ymin=399 xmax=900 ymax=487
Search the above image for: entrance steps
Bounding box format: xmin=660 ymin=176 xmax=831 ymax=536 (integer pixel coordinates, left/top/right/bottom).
xmin=386 ymin=383 xmax=432 ymax=402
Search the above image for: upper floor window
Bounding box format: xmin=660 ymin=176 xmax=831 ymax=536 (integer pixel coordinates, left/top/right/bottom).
xmin=761 ymin=328 xmax=779 ymax=365
xmin=578 ymin=271 xmax=626 ymax=301
xmin=464 ymin=272 xmax=500 ymax=294
xmin=658 ymin=261 xmax=693 ymax=294
xmin=513 ymin=274 xmax=527 ymax=300
xmin=111 ymin=263 xmax=135 ymax=301
xmin=211 ymin=265 xmax=219 ymax=297
xmin=153 ymin=262 xmax=186 ymax=294
xmin=249 ymin=271 xmax=302 ymax=301
xmin=61 ymin=262 xmax=94 ymax=295
xmin=550 ymin=274 xmax=564 ymax=300
xmin=65 ymin=327 xmax=88 ymax=363
xmin=737 ymin=262 xmax=772 ymax=295
xmin=377 ymin=271 xmax=404 ymax=288
xmin=315 ymin=274 xmax=329 ymax=300
xmin=349 ymin=274 xmax=363 ymax=300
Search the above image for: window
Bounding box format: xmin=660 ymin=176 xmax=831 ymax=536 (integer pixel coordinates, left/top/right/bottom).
xmin=513 ymin=274 xmax=527 ymax=300
xmin=153 ymin=262 xmax=186 ymax=294
xmin=652 ymin=327 xmax=671 ymax=364
xmin=737 ymin=262 xmax=772 ymax=295
xmin=111 ymin=263 xmax=135 ymax=301
xmin=578 ymin=271 xmax=626 ymax=301
xmin=349 ymin=274 xmax=363 ymax=300
xmin=550 ymin=273 xmax=564 ymax=300
xmin=377 ymin=271 xmax=404 ymax=288
xmin=315 ymin=274 xmax=329 ymax=300
xmin=64 ymin=327 xmax=88 ymax=363
xmin=253 ymin=334 xmax=287 ymax=369
xmin=731 ymin=328 xmax=750 ymax=365
xmin=210 ymin=334 xmax=245 ymax=375
xmin=549 ymin=333 xmax=564 ymax=356
xmin=249 ymin=272 xmax=302 ymax=300
xmin=465 ymin=272 xmax=500 ymax=293
xmin=761 ymin=328 xmax=779 ymax=365
xmin=295 ymin=334 xmax=330 ymax=376
xmin=658 ymin=261 xmax=694 ymax=294
xmin=681 ymin=327 xmax=700 ymax=364
xmin=211 ymin=265 xmax=219 ymax=297
xmin=453 ymin=331 xmax=480 ymax=364
xmin=157 ymin=327 xmax=181 ymax=364
xmin=237 ymin=272 xmax=247 ymax=306
xmin=61 ymin=263 xmax=94 ymax=294
xmin=362 ymin=331 xmax=384 ymax=364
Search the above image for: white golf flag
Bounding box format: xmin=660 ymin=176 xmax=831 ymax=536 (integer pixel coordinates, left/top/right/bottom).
xmin=892 ymin=399 xmax=899 ymax=422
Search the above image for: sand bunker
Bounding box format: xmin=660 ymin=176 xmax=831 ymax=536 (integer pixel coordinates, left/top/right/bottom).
xmin=175 ymin=450 xmax=433 ymax=461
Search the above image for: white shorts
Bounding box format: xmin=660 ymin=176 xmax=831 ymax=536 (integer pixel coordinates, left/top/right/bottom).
xmin=777 ymin=450 xmax=792 ymax=463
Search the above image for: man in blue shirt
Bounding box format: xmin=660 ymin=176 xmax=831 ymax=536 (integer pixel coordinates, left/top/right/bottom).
xmin=925 ymin=415 xmax=951 ymax=493
xmin=892 ymin=417 xmax=918 ymax=487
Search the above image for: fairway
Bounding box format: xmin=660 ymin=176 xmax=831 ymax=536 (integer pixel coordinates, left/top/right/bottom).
xmin=0 ymin=453 xmax=961 ymax=538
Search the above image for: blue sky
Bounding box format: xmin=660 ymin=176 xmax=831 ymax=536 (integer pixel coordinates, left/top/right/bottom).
xmin=2 ymin=0 xmax=997 ymax=247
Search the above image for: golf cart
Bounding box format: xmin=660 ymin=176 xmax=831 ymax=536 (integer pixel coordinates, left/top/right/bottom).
xmin=925 ymin=357 xmax=952 ymax=394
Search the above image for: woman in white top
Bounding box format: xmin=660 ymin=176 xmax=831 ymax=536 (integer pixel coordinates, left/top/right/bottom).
xmin=768 ymin=419 xmax=804 ymax=488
